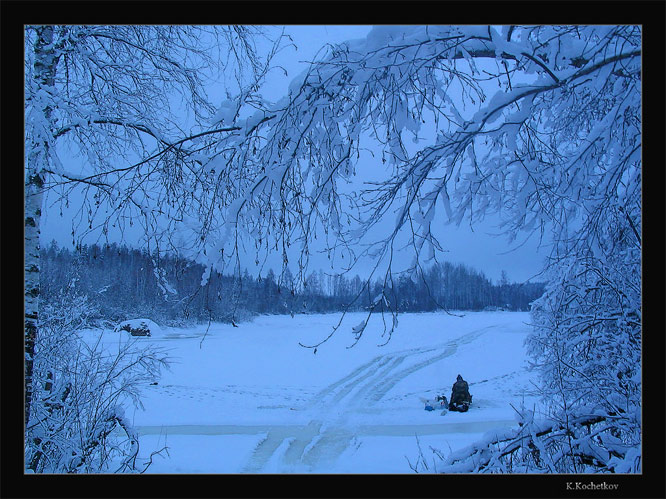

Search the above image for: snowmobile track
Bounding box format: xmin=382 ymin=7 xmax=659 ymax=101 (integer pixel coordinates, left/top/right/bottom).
xmin=240 ymin=325 xmax=496 ymax=471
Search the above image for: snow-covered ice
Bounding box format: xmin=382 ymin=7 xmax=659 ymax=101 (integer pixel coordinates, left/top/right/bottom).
xmin=84 ymin=311 xmax=539 ymax=473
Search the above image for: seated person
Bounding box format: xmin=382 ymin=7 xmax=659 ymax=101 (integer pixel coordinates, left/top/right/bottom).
xmin=449 ymin=374 xmax=472 ymax=412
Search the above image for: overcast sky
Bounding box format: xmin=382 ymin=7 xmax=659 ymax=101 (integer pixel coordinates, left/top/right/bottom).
xmin=260 ymin=26 xmax=549 ymax=284
xmin=40 ymin=25 xmax=549 ymax=284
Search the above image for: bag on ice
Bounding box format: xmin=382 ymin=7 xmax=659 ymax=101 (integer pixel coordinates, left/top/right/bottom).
xmin=422 ymin=395 xmax=448 ymax=412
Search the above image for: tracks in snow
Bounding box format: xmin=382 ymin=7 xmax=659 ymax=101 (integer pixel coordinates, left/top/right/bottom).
xmin=309 ymin=324 xmax=492 ymax=410
xmin=239 ymin=325 xmax=495 ymax=472
xmin=133 ymin=325 xmax=499 ymax=472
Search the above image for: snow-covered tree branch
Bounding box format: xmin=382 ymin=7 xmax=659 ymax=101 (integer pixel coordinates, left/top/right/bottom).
xmin=197 ymin=25 xmax=639 ymax=339
xmin=25 ymin=24 xmax=641 ymax=474
xmin=195 ymin=25 xmax=640 ymax=473
xmin=24 ymin=24 xmax=283 ymax=471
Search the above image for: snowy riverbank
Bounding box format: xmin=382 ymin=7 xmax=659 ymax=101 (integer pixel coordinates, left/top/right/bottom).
xmin=84 ymin=311 xmax=539 ymax=473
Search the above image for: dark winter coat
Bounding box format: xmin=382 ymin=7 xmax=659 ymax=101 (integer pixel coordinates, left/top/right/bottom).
xmin=449 ymin=376 xmax=472 ymax=411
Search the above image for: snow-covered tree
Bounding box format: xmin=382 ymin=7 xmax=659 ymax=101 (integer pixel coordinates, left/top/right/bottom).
xmin=26 ymin=24 xmax=642 ymax=473
xmin=196 ymin=24 xmax=639 ymax=329
xmin=195 ymin=25 xmax=640 ymax=472
xmin=24 ymin=24 xmax=281 ymax=470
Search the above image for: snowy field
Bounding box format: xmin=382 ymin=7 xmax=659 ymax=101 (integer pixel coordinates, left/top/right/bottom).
xmin=84 ymin=311 xmax=540 ymax=474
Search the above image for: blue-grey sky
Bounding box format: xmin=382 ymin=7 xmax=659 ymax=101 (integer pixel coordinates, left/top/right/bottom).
xmin=41 ymin=25 xmax=549 ymax=284
xmin=261 ymin=26 xmax=549 ymax=284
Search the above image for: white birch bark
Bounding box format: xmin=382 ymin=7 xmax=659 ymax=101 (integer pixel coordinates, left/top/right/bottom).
xmin=25 ymin=25 xmax=59 ymax=425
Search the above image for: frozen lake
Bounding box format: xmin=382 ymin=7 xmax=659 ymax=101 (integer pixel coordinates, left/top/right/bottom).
xmin=88 ymin=311 xmax=539 ymax=473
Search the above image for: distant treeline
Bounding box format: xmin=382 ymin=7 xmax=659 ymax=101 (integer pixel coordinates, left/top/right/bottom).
xmin=40 ymin=242 xmax=545 ymax=325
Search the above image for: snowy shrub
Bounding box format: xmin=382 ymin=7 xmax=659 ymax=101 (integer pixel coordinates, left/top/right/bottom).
xmin=423 ymin=153 xmax=641 ymax=473
xmin=25 ymin=295 xmax=170 ymax=473
xmin=114 ymin=318 xmax=162 ymax=337
xmin=523 ymin=253 xmax=641 ymax=472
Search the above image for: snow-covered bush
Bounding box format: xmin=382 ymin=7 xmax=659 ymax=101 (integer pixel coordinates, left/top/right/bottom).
xmin=523 ymin=252 xmax=641 ymax=472
xmin=114 ymin=318 xmax=162 ymax=337
xmin=25 ymin=294 xmax=170 ymax=473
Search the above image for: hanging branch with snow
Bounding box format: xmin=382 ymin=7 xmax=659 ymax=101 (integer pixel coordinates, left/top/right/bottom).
xmin=198 ymin=25 xmax=639 ymax=344
xmin=24 ymin=24 xmax=284 ymax=472
xmin=196 ymin=25 xmax=640 ymax=473
xmin=26 ymin=24 xmax=641 ymax=474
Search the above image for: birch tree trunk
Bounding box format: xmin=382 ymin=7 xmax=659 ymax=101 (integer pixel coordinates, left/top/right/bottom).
xmin=25 ymin=25 xmax=59 ymax=425
xmin=23 ymin=24 xmax=276 ymax=428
